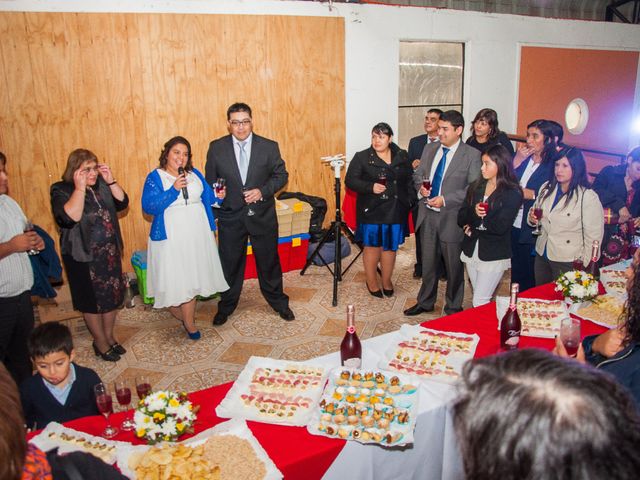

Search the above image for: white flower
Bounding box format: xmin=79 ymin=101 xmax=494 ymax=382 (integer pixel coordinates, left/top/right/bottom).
xmin=565 ymin=271 xmax=577 ymax=282
xmin=570 ymin=283 xmax=586 ymax=299
xmin=161 ymin=417 xmax=177 ymax=436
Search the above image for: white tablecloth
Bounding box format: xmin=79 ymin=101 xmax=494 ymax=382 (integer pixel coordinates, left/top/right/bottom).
xmin=310 ymin=330 xmax=465 ymax=480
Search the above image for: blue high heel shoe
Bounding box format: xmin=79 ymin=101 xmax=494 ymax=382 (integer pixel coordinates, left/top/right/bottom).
xmin=181 ymin=321 xmax=201 ymax=340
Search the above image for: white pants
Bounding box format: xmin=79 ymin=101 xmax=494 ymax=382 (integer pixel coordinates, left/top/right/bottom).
xmin=465 ymin=264 xmax=506 ymax=308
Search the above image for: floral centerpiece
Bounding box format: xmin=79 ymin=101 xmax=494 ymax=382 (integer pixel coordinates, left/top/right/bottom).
xmin=555 ymin=270 xmax=599 ymax=303
xmin=134 ymin=390 xmax=196 ymax=444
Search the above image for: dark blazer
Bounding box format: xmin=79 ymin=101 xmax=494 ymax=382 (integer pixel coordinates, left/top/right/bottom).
xmin=205 ymin=134 xmax=288 ymax=235
xmin=345 ymin=144 xmax=414 ymax=225
xmin=408 ymin=134 xmax=429 ymax=163
xmin=457 ymin=181 xmax=523 ymax=261
xmin=592 ymin=164 xmax=640 ymax=217
xmin=20 ymin=363 xmax=101 ymax=429
xmin=413 ymin=140 xmax=482 ymax=242
xmin=50 ymin=178 xmax=129 ymax=262
xmin=513 ymin=157 xmax=554 ymax=244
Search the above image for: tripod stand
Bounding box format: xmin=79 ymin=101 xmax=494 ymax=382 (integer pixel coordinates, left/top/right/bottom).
xmin=301 ymin=155 xmax=363 ymax=306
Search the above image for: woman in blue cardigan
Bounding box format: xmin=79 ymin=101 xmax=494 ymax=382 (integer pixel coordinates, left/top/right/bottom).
xmin=142 ymin=136 xmax=229 ymax=339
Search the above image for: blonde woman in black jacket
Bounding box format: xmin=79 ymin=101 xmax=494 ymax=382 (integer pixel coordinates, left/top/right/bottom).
xmin=458 ymin=145 xmax=523 ymax=306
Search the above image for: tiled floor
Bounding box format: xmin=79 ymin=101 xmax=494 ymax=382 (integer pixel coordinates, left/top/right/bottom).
xmin=39 ymin=236 xmax=510 ymax=395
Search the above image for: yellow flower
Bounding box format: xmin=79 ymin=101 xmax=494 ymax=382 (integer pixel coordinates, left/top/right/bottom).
xmin=143 ymin=417 xmax=150 ymax=423
xmin=169 ymin=398 xmax=180 ymax=408
xmin=136 ymin=428 xmax=146 ymax=437
xmin=158 ymin=393 xmax=166 ymax=399
xmin=176 ymin=422 xmax=185 ymax=432
xmin=153 ymin=412 xmax=165 ymax=421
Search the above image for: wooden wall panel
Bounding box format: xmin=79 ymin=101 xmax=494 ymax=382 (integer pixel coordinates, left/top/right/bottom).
xmin=0 ymin=12 xmax=345 ymax=271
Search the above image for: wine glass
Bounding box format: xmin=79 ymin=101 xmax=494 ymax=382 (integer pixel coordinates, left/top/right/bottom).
xmin=23 ymin=219 xmax=39 ymax=255
xmin=532 ymin=205 xmax=543 ymax=235
xmin=421 ymin=175 xmax=431 ymax=205
xmin=377 ymin=172 xmax=388 ymax=200
xmin=94 ymin=383 xmax=118 ymax=438
xmin=114 ymin=379 xmax=134 ymax=431
xmin=559 ymin=318 xmax=581 ymax=357
xmin=135 ymin=375 xmax=152 ymax=401
xmin=242 ymin=187 xmax=255 ymax=216
xmin=214 ymin=177 xmax=226 ymax=196
xmin=477 ymin=201 xmax=489 ymax=231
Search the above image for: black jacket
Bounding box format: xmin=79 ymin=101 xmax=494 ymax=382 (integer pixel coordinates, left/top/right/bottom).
xmin=457 ymin=181 xmax=523 ymax=261
xmin=592 ymin=164 xmax=640 ymax=217
xmin=345 ymin=144 xmax=414 ymax=225
xmin=513 ymin=157 xmax=554 ymax=244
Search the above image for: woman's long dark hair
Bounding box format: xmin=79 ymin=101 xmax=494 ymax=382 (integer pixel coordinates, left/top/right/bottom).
xmin=159 ymin=136 xmax=193 ymax=171
xmin=465 ymin=144 xmax=521 ymax=205
xmin=527 ymin=119 xmax=559 ymax=166
xmin=469 ymin=108 xmax=499 ymax=141
xmin=539 ymin=146 xmax=590 ymax=208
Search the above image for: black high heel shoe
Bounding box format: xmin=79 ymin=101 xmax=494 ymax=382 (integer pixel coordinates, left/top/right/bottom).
xmin=110 ymin=343 xmax=126 ymax=355
xmin=383 ymin=288 xmax=394 ymax=297
xmin=92 ymin=342 xmax=120 ymax=362
xmin=367 ymin=285 xmax=383 ymax=298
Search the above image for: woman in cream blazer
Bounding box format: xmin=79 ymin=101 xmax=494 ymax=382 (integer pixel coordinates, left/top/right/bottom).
xmin=528 ymin=147 xmax=604 ymax=285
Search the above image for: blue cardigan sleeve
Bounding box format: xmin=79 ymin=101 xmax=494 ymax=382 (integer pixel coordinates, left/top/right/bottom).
xmin=141 ymin=170 xmax=180 ymax=216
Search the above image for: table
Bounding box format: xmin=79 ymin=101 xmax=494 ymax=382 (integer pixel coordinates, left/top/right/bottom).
xmin=36 ymin=283 xmax=606 ymax=479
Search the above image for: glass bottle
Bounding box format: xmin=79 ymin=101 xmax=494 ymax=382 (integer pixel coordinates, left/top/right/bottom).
xmin=340 ymin=305 xmax=362 ymax=368
xmin=500 ymin=283 xmax=521 ymax=351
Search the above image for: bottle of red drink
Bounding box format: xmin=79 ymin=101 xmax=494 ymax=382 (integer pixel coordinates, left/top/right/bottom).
xmin=584 ymin=240 xmax=600 ymax=279
xmin=500 ymin=283 xmax=521 ymax=351
xmin=340 ymin=305 xmax=362 ymax=368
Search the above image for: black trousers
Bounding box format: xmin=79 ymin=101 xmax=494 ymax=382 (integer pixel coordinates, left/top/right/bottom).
xmin=534 ymin=255 xmax=573 ymax=286
xmin=0 ymin=290 xmax=35 ymax=385
xmin=217 ymin=221 xmax=289 ymax=316
xmin=510 ymin=227 xmax=536 ymax=292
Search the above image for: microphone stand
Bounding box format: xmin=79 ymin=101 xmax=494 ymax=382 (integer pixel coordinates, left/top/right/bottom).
xmin=300 ymin=154 xmax=363 ymax=307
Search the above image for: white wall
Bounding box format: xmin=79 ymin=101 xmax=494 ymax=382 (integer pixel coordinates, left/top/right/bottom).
xmin=4 ymin=0 xmax=640 ymax=158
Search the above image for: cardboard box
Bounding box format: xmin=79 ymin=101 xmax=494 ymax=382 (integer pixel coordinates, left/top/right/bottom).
xmin=279 ymin=198 xmax=312 ymax=236
xmin=275 ymin=199 xmax=293 ymax=238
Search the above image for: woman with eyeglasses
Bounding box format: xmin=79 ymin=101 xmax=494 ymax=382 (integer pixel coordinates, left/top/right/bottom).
xmin=50 ymin=149 xmax=129 ymax=362
xmin=527 ymin=147 xmax=604 ymax=284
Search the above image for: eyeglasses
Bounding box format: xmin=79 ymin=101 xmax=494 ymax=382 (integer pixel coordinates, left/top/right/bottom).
xmin=229 ymin=119 xmax=252 ymax=127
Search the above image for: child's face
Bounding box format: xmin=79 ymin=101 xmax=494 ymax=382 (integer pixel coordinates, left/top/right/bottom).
xmin=34 ymin=350 xmax=75 ymax=387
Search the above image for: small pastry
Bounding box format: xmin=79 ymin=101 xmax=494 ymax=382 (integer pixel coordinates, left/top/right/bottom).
xmin=388 ymin=385 xmax=402 ymax=395
xmin=390 ymin=376 xmax=400 ymax=386
xmin=335 ymin=378 xmax=348 ymax=386
xmin=332 ymin=391 xmax=344 ymax=401
xmin=362 ymin=380 xmax=375 ymax=389
xmin=383 ymin=397 xmax=394 ymax=406
xmin=340 ymin=370 xmax=350 ymax=380
xmin=321 ymin=413 xmax=332 ymax=423
xmin=375 ymin=372 xmax=385 ymax=384
xmin=326 ymin=424 xmax=338 ymax=436
xmin=362 ymin=415 xmax=374 ymax=428
xmin=352 ymin=372 xmax=363 ymax=381
xmin=377 ymin=418 xmax=390 ymax=429
xmin=397 ymin=410 xmax=409 ymax=424
xmin=345 ymin=394 xmax=356 ymax=403
xmin=360 ymin=430 xmax=371 ymax=441
xmin=372 ymin=409 xmax=383 ymax=420
xmin=338 ymin=426 xmax=352 ymax=439
xmin=325 ymin=402 xmax=336 ymax=414
xmin=360 ymin=388 xmax=371 ymax=396
xmin=374 ymin=388 xmax=385 ymax=397
xmin=364 ymin=371 xmax=374 ymax=381
xmin=352 ymin=428 xmax=363 ymax=439
xmin=347 ymin=386 xmax=358 ymax=395
xmin=347 ymin=415 xmax=359 ymax=425
xmin=369 ymin=396 xmax=380 ymax=405
xmin=369 ymin=430 xmax=383 ymax=442
xmin=349 ymin=379 xmax=362 ymax=387
xmin=334 ymin=414 xmax=346 ymax=425
xmin=346 ymin=405 xmax=357 ymax=416
xmin=335 ymin=406 xmax=346 ymax=416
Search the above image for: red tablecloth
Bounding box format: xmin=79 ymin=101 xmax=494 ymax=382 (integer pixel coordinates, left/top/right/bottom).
xmin=31 ymin=283 xmax=607 ymax=479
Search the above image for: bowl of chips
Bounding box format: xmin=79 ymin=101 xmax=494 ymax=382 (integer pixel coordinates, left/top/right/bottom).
xmin=134 ymin=390 xmax=197 ymax=444
xmin=128 ymin=443 xmax=220 ymax=480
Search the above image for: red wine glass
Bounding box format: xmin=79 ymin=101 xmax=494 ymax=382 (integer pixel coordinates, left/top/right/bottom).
xmin=532 ymin=207 xmax=543 ymax=235
xmin=94 ymin=383 xmax=118 ymax=438
xmin=477 ymin=202 xmax=490 ymax=231
xmin=422 ymin=175 xmax=432 ymax=205
xmin=114 ymin=379 xmax=134 ymax=431
xmin=560 ymin=318 xmax=581 ymax=357
xmin=23 ymin=219 xmax=39 ymax=255
xmin=378 ymin=172 xmax=388 ymax=200
xmin=214 ymin=177 xmax=226 ymax=196
xmin=135 ymin=375 xmax=152 ymax=401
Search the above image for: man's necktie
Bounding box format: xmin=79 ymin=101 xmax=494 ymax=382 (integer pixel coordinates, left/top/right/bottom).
xmin=238 ymin=141 xmax=249 ymax=184
xmin=429 ymin=147 xmax=450 ymax=198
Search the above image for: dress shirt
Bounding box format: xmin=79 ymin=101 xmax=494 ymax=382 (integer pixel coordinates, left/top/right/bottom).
xmin=0 ymin=195 xmax=33 ymax=297
xmin=424 ymin=139 xmax=461 ymax=211
xmin=233 ymin=133 xmax=253 ymax=181
xmin=43 ymin=363 xmax=77 ymax=406
xmin=512 ymin=158 xmax=540 ymax=228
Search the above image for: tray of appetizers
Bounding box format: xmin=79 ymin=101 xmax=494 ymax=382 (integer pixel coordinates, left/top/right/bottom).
xmin=29 ymin=422 xmax=126 ymax=464
xmin=307 ymin=367 xmax=418 ymax=447
xmin=379 ymin=324 xmax=479 ymax=383
xmin=574 ymin=294 xmax=624 ymax=329
xmin=497 ymin=297 xmax=569 ymax=338
xmin=215 ymin=356 xmax=327 ymax=427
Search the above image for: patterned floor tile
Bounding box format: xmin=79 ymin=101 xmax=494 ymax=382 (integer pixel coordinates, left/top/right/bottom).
xmin=230 ymin=305 xmax=317 ymax=340
xmin=218 ymin=342 xmax=274 ymax=365
xmin=278 ymin=337 xmax=342 ymax=361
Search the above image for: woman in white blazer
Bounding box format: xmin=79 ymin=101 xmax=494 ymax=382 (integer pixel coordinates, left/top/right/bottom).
xmin=528 ymin=147 xmax=604 ymax=285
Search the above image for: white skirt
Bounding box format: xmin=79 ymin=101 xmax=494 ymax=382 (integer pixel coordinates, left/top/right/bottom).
xmin=147 ymin=174 xmax=229 ymax=308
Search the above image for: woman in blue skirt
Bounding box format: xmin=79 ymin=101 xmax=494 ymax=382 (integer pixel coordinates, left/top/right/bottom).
xmin=346 ymin=123 xmax=414 ymax=297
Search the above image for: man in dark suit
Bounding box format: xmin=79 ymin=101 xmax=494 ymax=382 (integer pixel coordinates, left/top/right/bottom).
xmin=407 ymin=108 xmax=442 ymax=278
xmin=205 ymin=103 xmax=294 ymax=325
xmin=404 ymin=110 xmax=481 ymax=316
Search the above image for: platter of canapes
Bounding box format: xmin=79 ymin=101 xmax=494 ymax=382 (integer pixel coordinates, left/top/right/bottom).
xmin=600 ymin=267 xmax=628 ymax=299
xmin=379 ymin=325 xmax=479 ymax=383
xmin=307 ymin=368 xmax=418 ymax=447
xmin=215 ymin=356 xmax=328 ymax=426
xmin=29 ymin=422 xmax=125 ymax=464
xmin=497 ymin=297 xmax=568 ymax=338
xmin=117 ymin=419 xmax=282 ymax=480
xmin=575 ymin=294 xmax=625 ymax=329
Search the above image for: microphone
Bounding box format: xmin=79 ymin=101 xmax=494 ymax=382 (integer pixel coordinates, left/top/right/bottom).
xmin=178 ymin=167 xmax=189 ymax=204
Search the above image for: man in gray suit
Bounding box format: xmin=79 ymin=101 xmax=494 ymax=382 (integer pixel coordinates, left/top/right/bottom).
xmin=404 ymin=110 xmax=481 ymax=316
